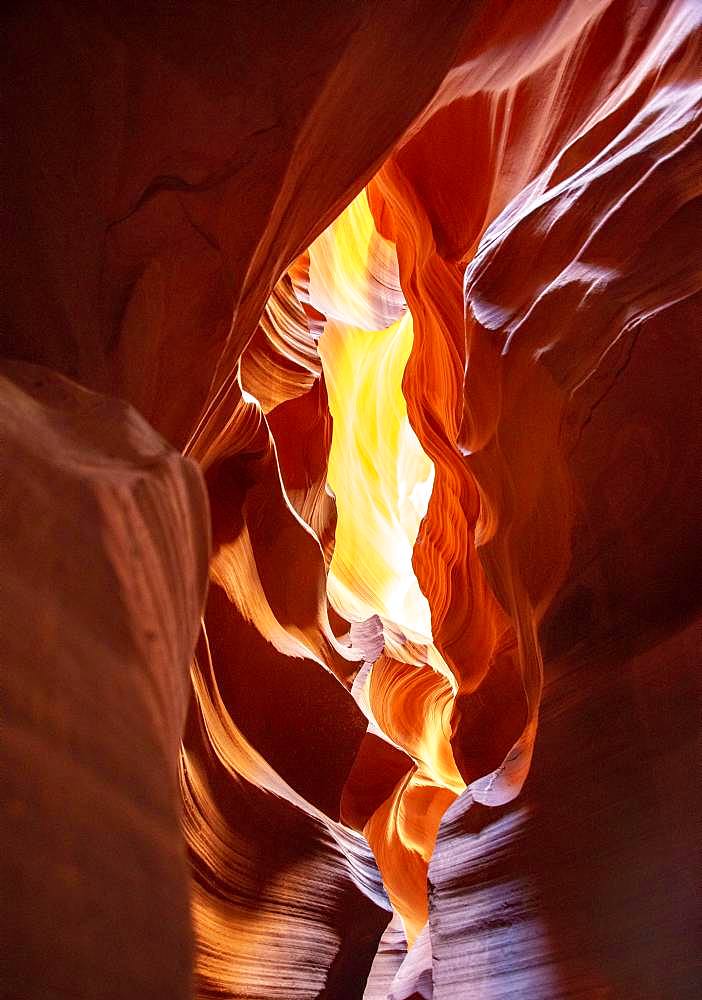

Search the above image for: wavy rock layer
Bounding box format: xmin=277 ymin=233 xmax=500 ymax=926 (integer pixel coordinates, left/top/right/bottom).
xmin=3 ymin=1 xmax=701 ymax=998
xmin=3 ymin=5 xmax=471 ymax=997
xmin=429 ymin=616 xmax=702 ymax=999
xmin=355 ymin=0 xmax=702 ymax=974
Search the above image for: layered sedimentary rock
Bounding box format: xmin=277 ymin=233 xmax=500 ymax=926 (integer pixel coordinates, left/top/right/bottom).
xmin=2 ymin=1 xmax=701 ymax=998
xmin=1 ymin=362 xmax=209 ymax=999
xmin=429 ymin=617 xmax=702 ymax=999
xmin=357 ymin=7 xmax=702 ymax=992
xmin=2 ymin=4 xmax=470 ymax=997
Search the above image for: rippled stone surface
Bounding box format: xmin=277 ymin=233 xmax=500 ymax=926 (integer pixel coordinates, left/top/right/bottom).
xmin=2 ymin=1 xmax=701 ymax=997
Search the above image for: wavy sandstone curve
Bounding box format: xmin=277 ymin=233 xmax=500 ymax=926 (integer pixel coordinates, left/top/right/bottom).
xmin=2 ymin=1 xmax=701 ymax=998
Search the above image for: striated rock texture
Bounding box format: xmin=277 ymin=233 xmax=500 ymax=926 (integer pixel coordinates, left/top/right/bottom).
xmin=359 ymin=7 xmax=702 ymax=989
xmin=429 ymin=617 xmax=702 ymax=999
xmin=2 ymin=1 xmax=702 ymax=998
xmin=1 ymin=362 xmax=209 ymax=999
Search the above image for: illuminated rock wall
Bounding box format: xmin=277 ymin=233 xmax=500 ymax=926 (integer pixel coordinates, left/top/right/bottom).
xmin=2 ymin=1 xmax=701 ymax=998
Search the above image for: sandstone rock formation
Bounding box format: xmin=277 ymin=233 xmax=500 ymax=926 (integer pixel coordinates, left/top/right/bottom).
xmin=2 ymin=1 xmax=701 ymax=998
xmin=1 ymin=362 xmax=209 ymax=999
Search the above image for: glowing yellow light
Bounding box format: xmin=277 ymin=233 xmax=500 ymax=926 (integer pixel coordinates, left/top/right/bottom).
xmin=319 ymin=312 xmax=435 ymax=645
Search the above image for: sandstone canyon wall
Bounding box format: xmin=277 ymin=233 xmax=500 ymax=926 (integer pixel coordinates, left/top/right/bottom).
xmin=2 ymin=2 xmax=701 ymax=998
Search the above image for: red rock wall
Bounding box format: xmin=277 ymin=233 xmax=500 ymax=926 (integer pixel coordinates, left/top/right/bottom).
xmin=2 ymin=1 xmax=701 ymax=998
xmin=1 ymin=362 xmax=209 ymax=999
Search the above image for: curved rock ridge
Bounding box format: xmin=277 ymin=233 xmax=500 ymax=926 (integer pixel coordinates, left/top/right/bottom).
xmin=3 ymin=5 xmax=473 ymax=997
xmin=428 ymin=616 xmax=702 ymax=999
xmin=289 ymin=191 xmax=473 ymax=947
xmin=228 ymin=0 xmax=702 ymax=979
xmin=182 ymin=624 xmax=391 ymax=998
xmin=3 ymin=1 xmax=701 ymax=998
xmin=357 ymin=0 xmax=702 ymax=989
xmin=241 ymin=271 xmax=322 ymax=415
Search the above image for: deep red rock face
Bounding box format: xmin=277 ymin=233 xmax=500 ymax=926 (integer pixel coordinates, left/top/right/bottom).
xmin=1 ymin=361 xmax=209 ymax=1000
xmin=2 ymin=2 xmax=701 ymax=999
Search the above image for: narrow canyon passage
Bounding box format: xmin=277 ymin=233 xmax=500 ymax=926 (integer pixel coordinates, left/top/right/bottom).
xmin=3 ymin=2 xmax=701 ymax=999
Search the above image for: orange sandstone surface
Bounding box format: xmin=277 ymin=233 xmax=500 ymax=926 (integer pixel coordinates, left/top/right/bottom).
xmin=2 ymin=2 xmax=701 ymax=998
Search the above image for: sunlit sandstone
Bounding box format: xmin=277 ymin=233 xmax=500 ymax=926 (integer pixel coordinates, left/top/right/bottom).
xmin=2 ymin=1 xmax=701 ymax=998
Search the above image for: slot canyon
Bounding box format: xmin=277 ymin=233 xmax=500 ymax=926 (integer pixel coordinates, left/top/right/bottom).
xmin=2 ymin=2 xmax=701 ymax=998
